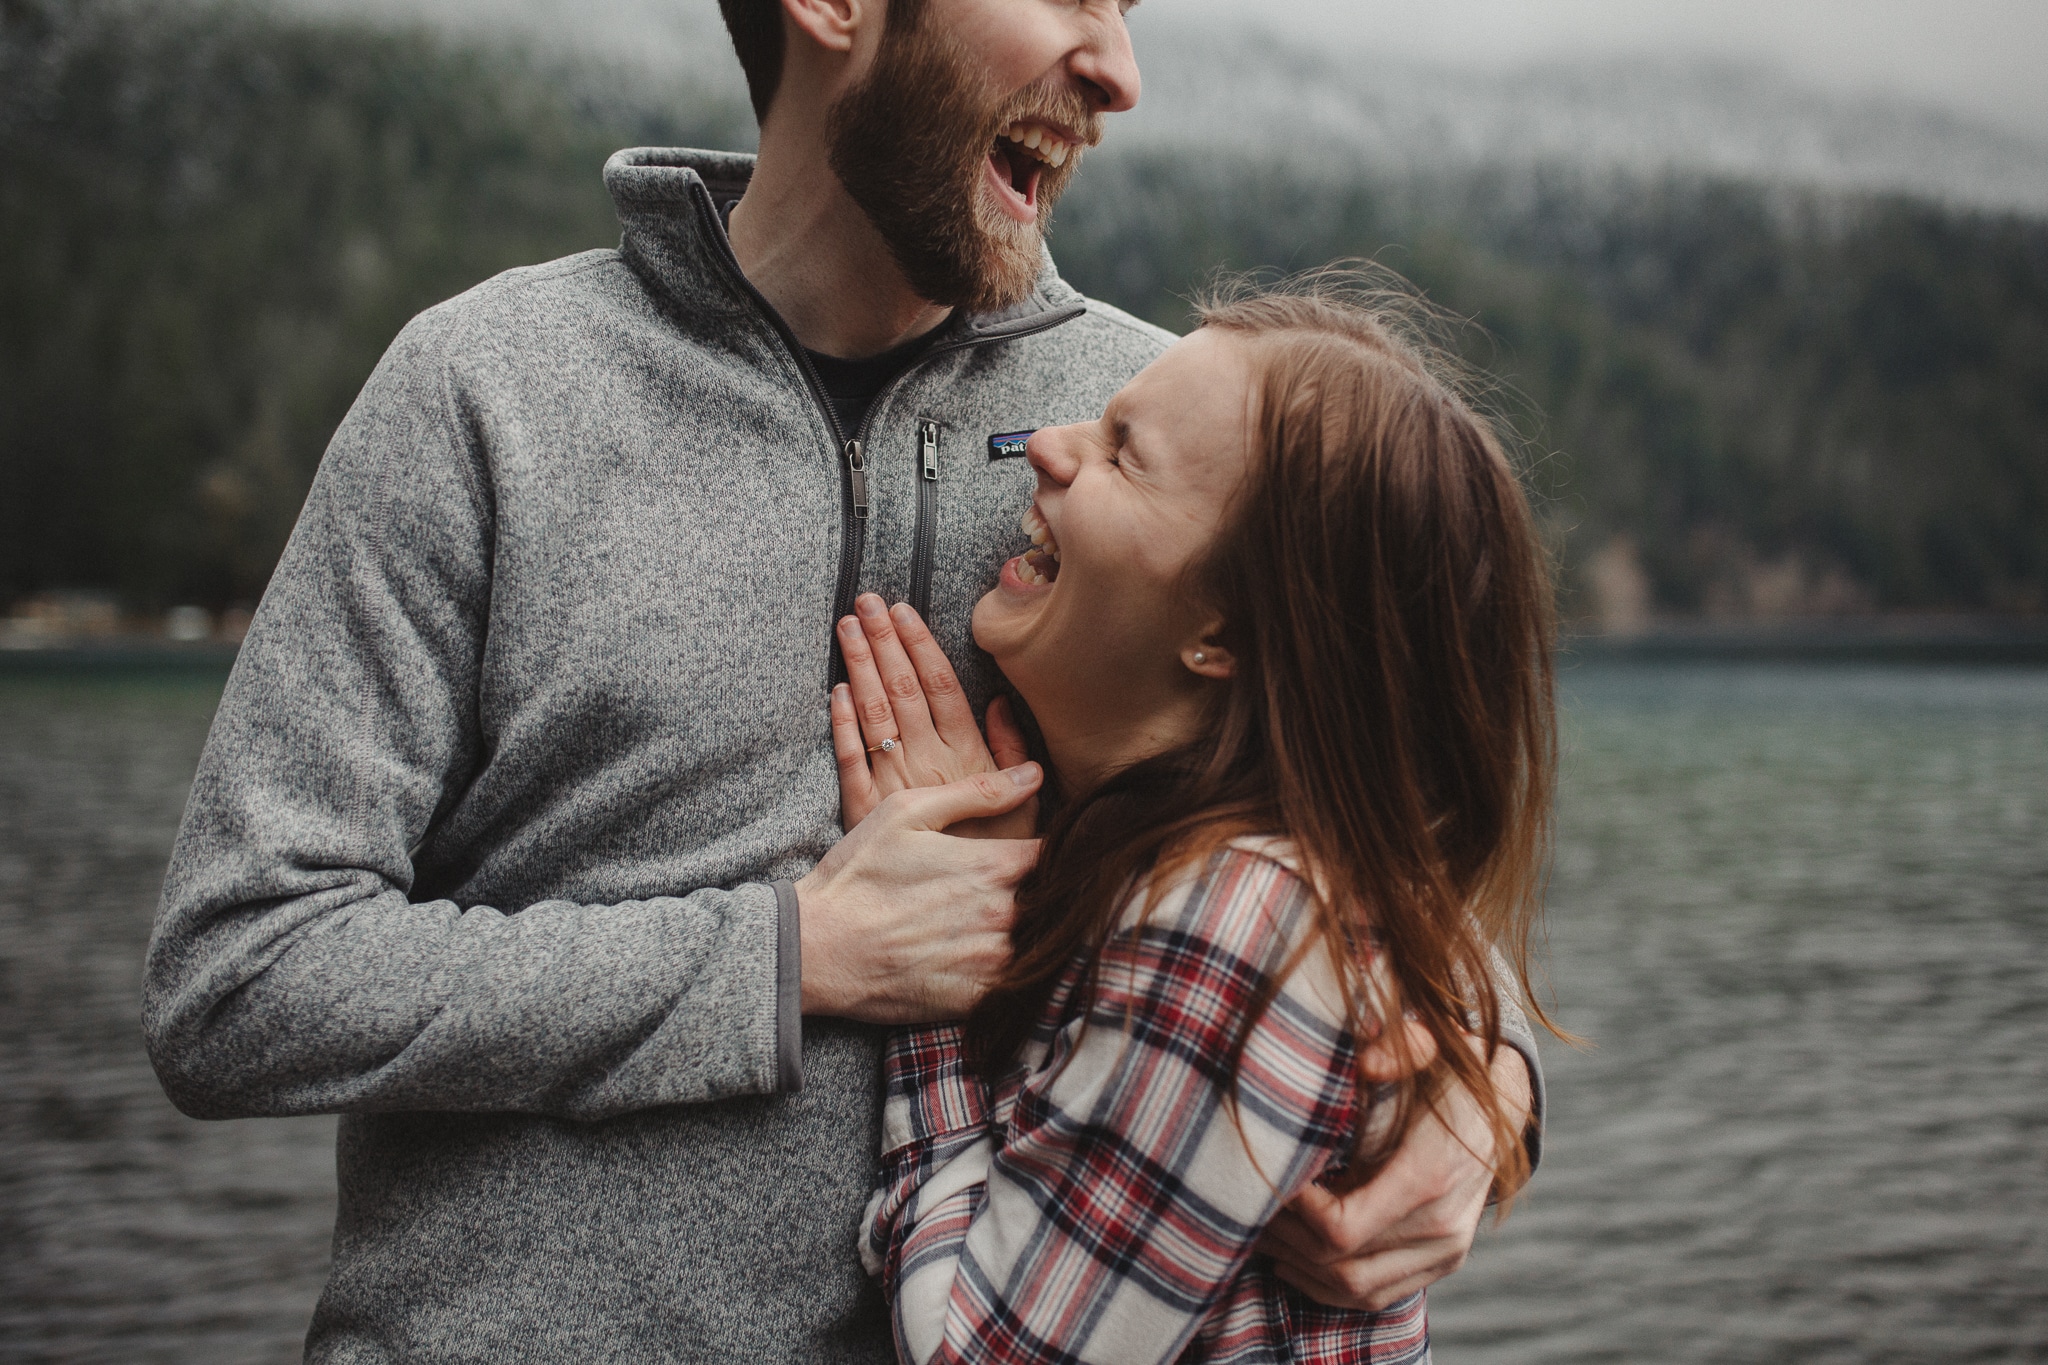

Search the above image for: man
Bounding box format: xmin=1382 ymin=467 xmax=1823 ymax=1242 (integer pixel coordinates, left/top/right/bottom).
xmin=144 ymin=0 xmax=1541 ymax=1358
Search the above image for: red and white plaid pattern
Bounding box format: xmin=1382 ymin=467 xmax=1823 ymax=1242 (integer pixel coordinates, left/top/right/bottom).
xmin=860 ymin=845 xmax=1430 ymax=1365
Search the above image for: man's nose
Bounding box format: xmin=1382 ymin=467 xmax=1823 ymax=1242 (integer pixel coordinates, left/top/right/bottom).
xmin=1025 ymin=425 xmax=1082 ymax=485
xmin=1070 ymin=6 xmax=1139 ymax=114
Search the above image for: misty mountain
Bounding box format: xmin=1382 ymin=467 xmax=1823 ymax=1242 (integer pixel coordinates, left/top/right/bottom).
xmin=7 ymin=0 xmax=2042 ymax=622
xmin=277 ymin=0 xmax=2048 ymax=215
xmin=1118 ymin=22 xmax=2048 ymax=217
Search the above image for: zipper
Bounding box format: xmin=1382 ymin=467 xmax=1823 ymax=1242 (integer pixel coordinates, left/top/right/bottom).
xmin=684 ymin=178 xmax=1085 ymax=685
xmin=908 ymin=420 xmax=940 ymax=619
xmin=828 ymin=437 xmax=870 ymax=665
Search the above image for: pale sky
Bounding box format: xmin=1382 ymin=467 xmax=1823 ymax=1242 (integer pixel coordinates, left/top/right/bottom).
xmin=1158 ymin=0 xmax=2048 ymax=142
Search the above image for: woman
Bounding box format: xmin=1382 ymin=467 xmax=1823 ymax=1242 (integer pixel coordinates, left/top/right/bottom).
xmin=816 ymin=273 xmax=1558 ymax=1364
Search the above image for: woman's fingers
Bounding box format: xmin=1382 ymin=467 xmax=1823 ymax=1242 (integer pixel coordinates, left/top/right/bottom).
xmin=838 ymin=613 xmax=907 ymax=763
xmin=830 ymin=683 xmax=880 ymax=828
xmin=855 ymin=596 xmax=943 ymax=752
xmin=985 ymin=695 xmax=1031 ymax=769
xmin=887 ymin=603 xmax=984 ymax=755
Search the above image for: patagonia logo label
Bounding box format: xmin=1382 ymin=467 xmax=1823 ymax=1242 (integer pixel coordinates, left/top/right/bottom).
xmin=988 ymin=430 xmax=1034 ymax=460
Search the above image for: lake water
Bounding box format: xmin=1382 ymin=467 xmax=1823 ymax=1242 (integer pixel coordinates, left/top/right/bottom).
xmin=2 ymin=662 xmax=2044 ymax=1363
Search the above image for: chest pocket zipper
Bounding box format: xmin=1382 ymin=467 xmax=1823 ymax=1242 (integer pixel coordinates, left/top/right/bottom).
xmin=908 ymin=420 xmax=940 ymax=619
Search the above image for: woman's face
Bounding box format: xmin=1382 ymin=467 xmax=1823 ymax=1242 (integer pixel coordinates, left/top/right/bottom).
xmin=972 ymin=328 xmax=1256 ymax=774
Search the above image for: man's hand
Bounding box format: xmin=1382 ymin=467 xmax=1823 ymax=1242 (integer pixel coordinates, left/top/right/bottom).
xmin=796 ymin=766 xmax=1042 ymax=1022
xmin=1257 ymin=1038 xmax=1534 ymax=1309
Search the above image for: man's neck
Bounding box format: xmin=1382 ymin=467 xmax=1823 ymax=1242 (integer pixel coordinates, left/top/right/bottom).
xmin=727 ymin=114 xmax=952 ymax=361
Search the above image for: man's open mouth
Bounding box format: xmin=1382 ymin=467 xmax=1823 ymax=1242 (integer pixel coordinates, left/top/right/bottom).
xmin=1018 ymin=502 xmax=1062 ymax=585
xmin=987 ymin=121 xmax=1074 ymax=213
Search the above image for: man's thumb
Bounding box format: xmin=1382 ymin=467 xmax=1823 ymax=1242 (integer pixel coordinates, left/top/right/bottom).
xmin=905 ymin=763 xmax=1041 ymax=828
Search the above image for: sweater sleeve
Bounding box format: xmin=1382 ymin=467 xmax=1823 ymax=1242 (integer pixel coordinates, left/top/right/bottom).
xmin=142 ymin=314 xmax=796 ymax=1122
xmin=1493 ymin=947 xmax=1547 ymax=1171
xmin=866 ymin=851 xmax=1366 ymax=1365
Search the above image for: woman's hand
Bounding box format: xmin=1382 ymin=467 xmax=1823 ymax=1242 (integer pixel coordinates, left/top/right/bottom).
xmin=832 ymin=594 xmax=1038 ymax=840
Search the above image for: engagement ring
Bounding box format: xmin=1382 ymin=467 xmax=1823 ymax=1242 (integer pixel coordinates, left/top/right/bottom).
xmin=866 ymin=738 xmax=898 ymax=754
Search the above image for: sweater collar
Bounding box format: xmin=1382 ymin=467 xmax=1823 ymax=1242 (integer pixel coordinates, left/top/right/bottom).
xmin=602 ymin=146 xmax=1086 ymax=346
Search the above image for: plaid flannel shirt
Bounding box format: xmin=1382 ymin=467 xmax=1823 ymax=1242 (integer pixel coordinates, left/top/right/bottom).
xmin=859 ymin=844 xmax=1431 ymax=1365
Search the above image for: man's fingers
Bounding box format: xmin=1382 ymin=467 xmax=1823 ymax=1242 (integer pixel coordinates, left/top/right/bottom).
xmin=1289 ymin=1152 xmax=1436 ymax=1257
xmin=856 ymin=595 xmax=941 ymax=750
xmin=892 ymin=766 xmax=1043 ymax=834
xmin=889 ymin=602 xmax=983 ymax=753
xmin=1355 ymin=1266 xmax=1444 ymax=1309
xmin=1268 ymin=1183 xmax=1347 ymax=1258
xmin=985 ymin=695 xmax=1032 ymax=769
xmin=830 ymin=684 xmax=879 ymax=826
xmin=1254 ymin=1204 xmax=1340 ymax=1270
xmin=1358 ymin=1016 xmax=1439 ymax=1083
xmin=1270 ymin=1246 xmax=1453 ymax=1313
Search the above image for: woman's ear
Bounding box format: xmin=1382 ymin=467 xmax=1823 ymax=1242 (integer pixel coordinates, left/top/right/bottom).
xmin=1182 ymin=620 xmax=1235 ymax=680
xmin=781 ymin=0 xmax=864 ymax=55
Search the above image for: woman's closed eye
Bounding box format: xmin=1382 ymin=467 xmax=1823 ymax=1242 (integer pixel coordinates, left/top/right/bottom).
xmin=1091 ymin=416 xmax=1130 ymax=471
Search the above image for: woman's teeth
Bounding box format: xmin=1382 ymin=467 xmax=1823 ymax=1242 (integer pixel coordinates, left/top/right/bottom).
xmin=999 ymin=121 xmax=1071 ymax=169
xmin=1022 ymin=504 xmax=1061 ymax=557
xmin=1019 ymin=504 xmax=1061 ymax=585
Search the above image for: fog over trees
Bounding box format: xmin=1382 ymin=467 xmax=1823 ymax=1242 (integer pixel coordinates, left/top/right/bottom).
xmin=4 ymin=0 xmax=2044 ymax=622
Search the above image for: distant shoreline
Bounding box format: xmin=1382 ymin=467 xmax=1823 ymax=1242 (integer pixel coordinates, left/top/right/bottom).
xmin=1565 ymin=617 xmax=2048 ymax=664
xmin=5 ymin=619 xmax=2047 ymax=674
xmin=0 ymin=641 xmax=241 ymax=675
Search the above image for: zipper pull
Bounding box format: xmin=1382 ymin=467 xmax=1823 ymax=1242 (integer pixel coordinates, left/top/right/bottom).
xmin=845 ymin=440 xmax=870 ymax=519
xmin=920 ymin=421 xmax=939 ymax=481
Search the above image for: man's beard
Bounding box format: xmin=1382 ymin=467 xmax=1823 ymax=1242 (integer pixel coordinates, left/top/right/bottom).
xmin=826 ymin=15 xmax=1100 ymax=313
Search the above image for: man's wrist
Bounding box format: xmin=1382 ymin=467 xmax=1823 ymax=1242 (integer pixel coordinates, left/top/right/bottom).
xmin=791 ymin=871 xmax=851 ymax=1017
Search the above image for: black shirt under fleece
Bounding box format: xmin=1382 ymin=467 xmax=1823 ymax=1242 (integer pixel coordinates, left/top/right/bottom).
xmin=804 ymin=330 xmax=941 ymax=436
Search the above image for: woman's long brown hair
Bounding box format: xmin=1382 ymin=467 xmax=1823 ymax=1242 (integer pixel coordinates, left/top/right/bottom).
xmin=965 ymin=267 xmax=1561 ymax=1198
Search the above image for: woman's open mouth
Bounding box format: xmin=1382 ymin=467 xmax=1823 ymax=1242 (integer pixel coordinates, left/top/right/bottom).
xmin=1015 ymin=502 xmax=1062 ymax=587
xmin=985 ymin=121 xmax=1073 ymax=224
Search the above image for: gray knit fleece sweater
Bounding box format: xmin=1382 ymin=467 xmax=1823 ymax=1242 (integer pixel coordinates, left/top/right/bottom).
xmin=144 ymin=147 xmax=1542 ymax=1363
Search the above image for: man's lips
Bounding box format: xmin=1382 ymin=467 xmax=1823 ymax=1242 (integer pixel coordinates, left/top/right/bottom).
xmin=984 ymin=118 xmax=1085 ymax=225
xmin=999 ymin=120 xmax=1078 ymax=166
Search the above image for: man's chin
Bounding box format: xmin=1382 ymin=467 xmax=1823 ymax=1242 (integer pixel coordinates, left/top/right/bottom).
xmin=938 ymin=213 xmax=1045 ymax=313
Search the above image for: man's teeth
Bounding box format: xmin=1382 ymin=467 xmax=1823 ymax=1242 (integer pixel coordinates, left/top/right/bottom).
xmin=1000 ymin=122 xmax=1071 ymax=169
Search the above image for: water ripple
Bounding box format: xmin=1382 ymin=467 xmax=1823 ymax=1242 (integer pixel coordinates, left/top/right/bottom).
xmin=2 ymin=664 xmax=2043 ymax=1362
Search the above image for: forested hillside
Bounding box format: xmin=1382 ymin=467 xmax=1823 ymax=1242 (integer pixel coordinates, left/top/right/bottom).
xmin=0 ymin=0 xmax=746 ymax=609
xmin=1054 ymin=159 xmax=2048 ymax=616
xmin=4 ymin=0 xmax=2044 ymax=621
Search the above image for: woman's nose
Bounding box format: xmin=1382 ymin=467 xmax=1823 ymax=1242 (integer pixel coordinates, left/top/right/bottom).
xmin=1025 ymin=425 xmax=1082 ymax=486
